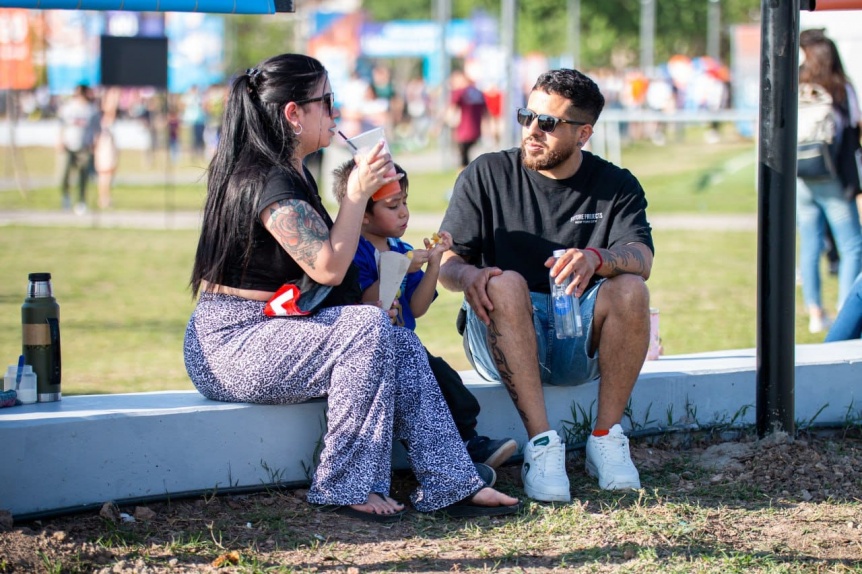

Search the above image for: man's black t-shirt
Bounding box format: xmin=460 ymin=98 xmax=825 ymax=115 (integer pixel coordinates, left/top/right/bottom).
xmin=441 ymin=148 xmax=653 ymax=293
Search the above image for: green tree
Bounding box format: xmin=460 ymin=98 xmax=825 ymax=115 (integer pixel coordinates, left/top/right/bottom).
xmin=222 ymin=14 xmax=301 ymax=74
xmin=360 ymin=0 xmax=761 ymax=69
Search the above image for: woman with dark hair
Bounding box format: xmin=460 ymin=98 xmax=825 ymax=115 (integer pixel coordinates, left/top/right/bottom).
xmin=184 ymin=54 xmax=519 ymax=521
xmin=797 ymin=29 xmax=862 ymax=333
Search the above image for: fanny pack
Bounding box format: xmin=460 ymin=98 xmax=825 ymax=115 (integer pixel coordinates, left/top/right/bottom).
xmin=264 ymin=281 xmax=332 ymax=317
xmin=263 ymin=264 xmax=361 ymax=317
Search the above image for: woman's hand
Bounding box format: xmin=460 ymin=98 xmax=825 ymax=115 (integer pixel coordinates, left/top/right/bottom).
xmin=347 ymin=140 xmax=400 ymax=202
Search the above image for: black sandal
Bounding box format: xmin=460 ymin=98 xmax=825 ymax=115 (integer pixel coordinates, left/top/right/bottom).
xmin=318 ymin=504 xmax=406 ymax=523
xmin=315 ymin=493 xmax=406 ymax=524
xmin=438 ymin=488 xmax=522 ymax=519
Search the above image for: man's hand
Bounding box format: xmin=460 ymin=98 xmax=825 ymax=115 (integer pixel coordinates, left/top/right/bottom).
xmin=461 ymin=265 xmax=503 ymax=325
xmin=544 ymin=248 xmax=597 ymax=298
xmin=545 ymin=243 xmax=653 ymax=297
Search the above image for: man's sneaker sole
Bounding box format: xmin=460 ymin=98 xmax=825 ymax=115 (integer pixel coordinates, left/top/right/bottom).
xmin=585 ymin=459 xmax=641 ymax=490
xmin=482 ymin=438 xmax=518 ymax=469
xmin=523 ymin=485 xmax=572 ymax=503
xmin=522 ymin=463 xmax=572 ymax=503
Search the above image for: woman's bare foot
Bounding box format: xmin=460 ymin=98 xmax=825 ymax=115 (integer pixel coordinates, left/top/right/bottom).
xmin=469 ymin=487 xmax=519 ymax=507
xmin=349 ymin=493 xmax=405 ymax=516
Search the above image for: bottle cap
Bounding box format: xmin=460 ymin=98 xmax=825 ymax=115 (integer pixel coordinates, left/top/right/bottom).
xmin=552 ymin=249 xmax=566 ymax=257
xmin=28 ymin=272 xmax=52 ymax=282
xmin=6 ymin=364 xmax=34 ymax=376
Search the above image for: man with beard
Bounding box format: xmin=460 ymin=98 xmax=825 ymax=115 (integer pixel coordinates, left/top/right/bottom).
xmin=439 ymin=69 xmax=654 ymax=503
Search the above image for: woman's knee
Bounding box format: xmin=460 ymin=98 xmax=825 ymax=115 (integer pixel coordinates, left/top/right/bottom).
xmin=333 ymin=305 xmax=391 ymax=344
xmin=390 ymin=324 xmax=427 ymax=356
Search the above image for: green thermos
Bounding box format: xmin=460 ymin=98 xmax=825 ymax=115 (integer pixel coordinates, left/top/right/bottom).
xmin=22 ymin=272 xmax=62 ymax=402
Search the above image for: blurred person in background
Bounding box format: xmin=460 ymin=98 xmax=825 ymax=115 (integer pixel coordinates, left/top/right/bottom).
xmin=57 ymin=84 xmax=100 ymax=214
xmin=796 ymin=28 xmax=862 ymax=334
xmin=204 ymin=85 xmax=226 ymax=160
xmin=400 ymin=76 xmax=433 ymax=149
xmin=182 ymin=85 xmax=208 ymax=161
xmin=482 ymin=83 xmax=503 ymax=146
xmin=93 ymin=87 xmax=121 ymax=210
xmin=448 ymin=69 xmax=488 ymax=170
xmin=825 ymin=271 xmax=862 ymax=341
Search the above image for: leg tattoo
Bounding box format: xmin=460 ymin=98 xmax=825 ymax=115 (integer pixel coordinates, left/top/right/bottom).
xmin=487 ymin=318 xmax=528 ymax=423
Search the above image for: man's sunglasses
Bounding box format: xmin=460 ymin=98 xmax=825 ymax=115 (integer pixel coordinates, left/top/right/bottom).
xmin=516 ymin=108 xmax=587 ymax=133
xmin=295 ymin=92 xmax=335 ymax=117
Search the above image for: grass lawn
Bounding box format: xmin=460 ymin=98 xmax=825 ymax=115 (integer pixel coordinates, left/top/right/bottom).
xmin=0 ymin=224 xmax=834 ymax=395
xmin=1 ymin=128 xmax=757 ymax=215
xmin=0 ymin=131 xmax=835 ymax=395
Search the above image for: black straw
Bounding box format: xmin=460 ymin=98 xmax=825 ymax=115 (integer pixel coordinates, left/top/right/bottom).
xmin=338 ymin=131 xmax=358 ymax=151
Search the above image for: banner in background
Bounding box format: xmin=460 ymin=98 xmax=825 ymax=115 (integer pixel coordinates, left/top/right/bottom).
xmin=730 ymin=24 xmax=760 ymax=138
xmin=307 ymin=11 xmax=362 ymax=109
xmin=104 ymin=10 xmax=165 ymax=37
xmin=165 ymin=12 xmax=224 ymax=94
xmin=0 ymin=8 xmax=36 ymax=89
xmin=44 ymin=10 xmax=101 ymax=94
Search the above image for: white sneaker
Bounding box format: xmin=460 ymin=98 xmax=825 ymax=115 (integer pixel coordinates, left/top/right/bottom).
xmin=585 ymin=424 xmax=641 ymax=490
xmin=521 ymin=430 xmax=571 ymax=502
xmin=808 ymin=313 xmax=832 ymax=334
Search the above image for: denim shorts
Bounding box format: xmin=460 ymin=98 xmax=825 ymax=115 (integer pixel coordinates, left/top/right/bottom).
xmin=462 ymin=279 xmax=603 ymax=386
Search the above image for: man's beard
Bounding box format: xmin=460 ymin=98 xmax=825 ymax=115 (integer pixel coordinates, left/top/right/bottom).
xmin=520 ymin=138 xmax=577 ymax=171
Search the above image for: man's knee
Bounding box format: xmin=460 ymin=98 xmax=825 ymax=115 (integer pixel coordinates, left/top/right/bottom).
xmin=486 ymin=270 xmax=531 ymax=307
xmin=599 ymin=275 xmax=650 ymax=315
xmin=488 ymin=271 xmax=530 ymax=301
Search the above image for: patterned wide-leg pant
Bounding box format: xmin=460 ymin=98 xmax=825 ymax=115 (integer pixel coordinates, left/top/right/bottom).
xmin=184 ymin=293 xmax=483 ymax=511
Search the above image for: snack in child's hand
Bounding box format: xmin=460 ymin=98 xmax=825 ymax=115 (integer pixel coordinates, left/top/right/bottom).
xmin=430 ymin=232 xmax=441 ymax=246
xmin=406 ymin=251 xmax=414 ymax=259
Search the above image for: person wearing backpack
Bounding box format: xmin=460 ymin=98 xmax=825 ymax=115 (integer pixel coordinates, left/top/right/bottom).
xmin=797 ymin=29 xmax=862 ymax=334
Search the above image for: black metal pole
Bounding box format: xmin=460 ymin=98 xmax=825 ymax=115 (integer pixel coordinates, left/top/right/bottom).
xmin=756 ymin=0 xmax=799 ymax=437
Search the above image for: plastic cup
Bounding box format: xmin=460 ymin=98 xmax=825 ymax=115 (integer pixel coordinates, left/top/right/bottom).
xmin=646 ymin=308 xmax=662 ymax=360
xmin=345 ymin=127 xmax=401 ymax=201
xmin=4 ymin=364 xmax=37 ymax=405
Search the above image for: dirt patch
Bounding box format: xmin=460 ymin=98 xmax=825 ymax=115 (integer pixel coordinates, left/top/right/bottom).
xmin=1 ymin=429 xmax=860 ymax=573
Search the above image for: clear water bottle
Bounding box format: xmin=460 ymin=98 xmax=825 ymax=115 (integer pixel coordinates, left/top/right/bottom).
xmin=550 ymin=249 xmax=583 ymax=339
xmin=22 ymin=272 xmax=62 ymax=402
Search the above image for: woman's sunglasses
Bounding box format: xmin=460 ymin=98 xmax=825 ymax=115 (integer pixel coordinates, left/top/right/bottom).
xmin=295 ymin=92 xmax=335 ymax=117
xmin=516 ymin=108 xmax=587 ymax=133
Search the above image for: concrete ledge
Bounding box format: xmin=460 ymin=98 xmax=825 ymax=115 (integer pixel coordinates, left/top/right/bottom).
xmin=1 ymin=341 xmax=860 ymax=519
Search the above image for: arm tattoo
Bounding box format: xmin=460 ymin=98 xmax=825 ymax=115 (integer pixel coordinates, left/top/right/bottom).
xmin=602 ymin=244 xmax=648 ymax=277
xmin=267 ymin=199 xmax=329 ymax=269
xmin=486 ymin=318 xmax=529 ymax=424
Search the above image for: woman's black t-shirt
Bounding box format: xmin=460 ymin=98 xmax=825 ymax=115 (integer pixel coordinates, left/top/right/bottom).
xmin=221 ymin=165 xmax=360 ymax=306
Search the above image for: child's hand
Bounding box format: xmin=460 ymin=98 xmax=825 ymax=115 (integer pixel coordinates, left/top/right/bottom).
xmin=406 ymin=249 xmax=430 ymax=273
xmin=424 ymin=230 xmax=453 ymax=262
xmin=367 ymin=298 xmax=400 ymax=324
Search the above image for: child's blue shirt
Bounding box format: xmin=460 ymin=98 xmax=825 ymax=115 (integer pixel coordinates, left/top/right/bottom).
xmin=354 ymin=236 xmax=437 ymax=331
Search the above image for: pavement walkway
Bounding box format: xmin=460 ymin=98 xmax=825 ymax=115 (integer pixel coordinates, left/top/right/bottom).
xmin=1 ymin=142 xmax=757 ymax=231
xmin=0 ymin=208 xmax=756 ymax=232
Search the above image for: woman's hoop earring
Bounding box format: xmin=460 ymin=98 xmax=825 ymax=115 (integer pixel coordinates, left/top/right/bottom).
xmin=293 ymin=123 xmax=303 ymax=136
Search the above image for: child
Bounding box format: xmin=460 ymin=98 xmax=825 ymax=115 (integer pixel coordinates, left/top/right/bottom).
xmin=333 ymin=159 xmax=517 ymax=469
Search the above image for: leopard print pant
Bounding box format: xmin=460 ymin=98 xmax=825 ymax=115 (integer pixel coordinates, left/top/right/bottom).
xmin=184 ymin=293 xmax=484 ymax=511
